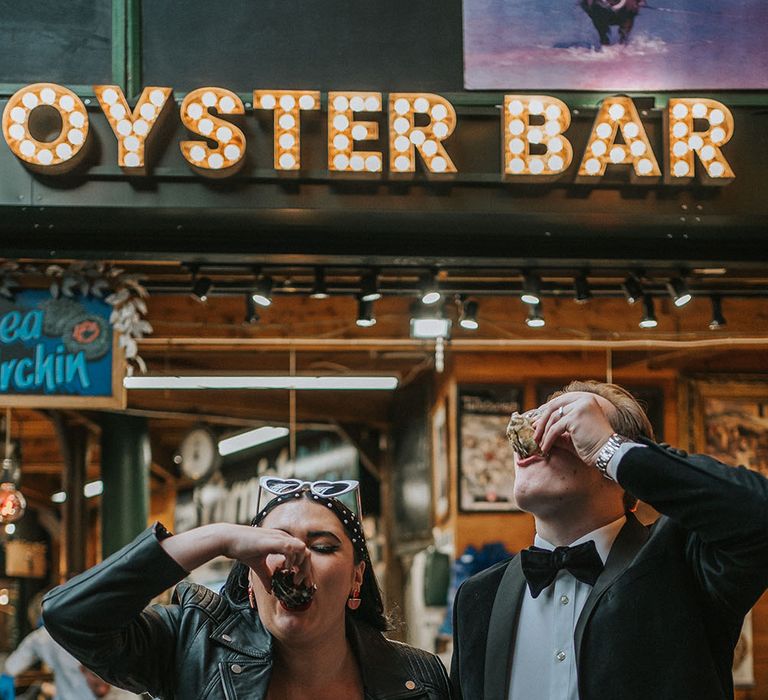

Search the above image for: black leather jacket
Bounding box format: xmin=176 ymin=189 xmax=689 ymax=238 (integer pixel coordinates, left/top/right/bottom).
xmin=42 ymin=524 xmax=453 ymax=700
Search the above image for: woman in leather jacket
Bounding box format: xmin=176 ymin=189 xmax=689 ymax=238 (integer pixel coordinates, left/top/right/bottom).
xmin=42 ymin=480 xmax=453 ymax=700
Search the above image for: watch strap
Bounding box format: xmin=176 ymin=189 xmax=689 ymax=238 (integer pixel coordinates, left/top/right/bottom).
xmin=594 ymin=433 xmax=632 ymax=480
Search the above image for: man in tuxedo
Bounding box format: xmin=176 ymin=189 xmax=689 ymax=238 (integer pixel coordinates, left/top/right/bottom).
xmin=450 ymin=380 xmax=768 ymax=700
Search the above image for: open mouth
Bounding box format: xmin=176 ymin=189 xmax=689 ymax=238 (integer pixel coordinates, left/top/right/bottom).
xmin=279 ymin=599 xmax=313 ymax=613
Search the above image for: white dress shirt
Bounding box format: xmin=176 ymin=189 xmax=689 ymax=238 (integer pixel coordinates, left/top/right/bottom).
xmin=507 ymin=442 xmax=643 ymax=700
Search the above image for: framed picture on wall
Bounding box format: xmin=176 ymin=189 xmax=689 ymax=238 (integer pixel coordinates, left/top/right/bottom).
xmin=693 ymin=379 xmax=768 ymax=478
xmin=690 ymin=378 xmax=767 ymax=688
xmin=536 ymin=383 xmax=665 ymax=443
xmin=432 ymin=399 xmax=450 ymax=524
xmin=458 ymin=384 xmax=522 ymax=512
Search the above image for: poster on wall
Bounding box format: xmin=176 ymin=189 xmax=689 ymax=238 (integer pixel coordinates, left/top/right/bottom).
xmin=462 ymin=0 xmax=768 ymax=90
xmin=694 ymin=379 xmax=766 ymax=687
xmin=458 ymin=384 xmax=522 ymax=512
xmin=0 ymin=290 xmax=125 ymax=408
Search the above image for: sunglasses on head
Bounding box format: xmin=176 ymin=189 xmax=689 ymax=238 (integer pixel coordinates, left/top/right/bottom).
xmin=257 ymin=476 xmax=362 ymax=517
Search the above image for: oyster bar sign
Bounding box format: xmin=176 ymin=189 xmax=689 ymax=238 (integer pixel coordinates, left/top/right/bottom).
xmin=2 ymin=82 xmax=735 ymax=184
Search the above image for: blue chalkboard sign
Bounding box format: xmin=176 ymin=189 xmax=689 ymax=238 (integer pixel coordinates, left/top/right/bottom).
xmin=0 ymin=290 xmax=125 ymax=407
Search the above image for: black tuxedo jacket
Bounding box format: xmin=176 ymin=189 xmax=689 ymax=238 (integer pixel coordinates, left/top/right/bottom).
xmin=450 ymin=440 xmax=768 ymax=700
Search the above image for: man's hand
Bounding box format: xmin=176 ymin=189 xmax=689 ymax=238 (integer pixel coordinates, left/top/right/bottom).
xmin=534 ymin=392 xmax=617 ymax=467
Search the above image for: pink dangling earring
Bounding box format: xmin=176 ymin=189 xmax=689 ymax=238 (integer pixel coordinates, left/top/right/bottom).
xmin=347 ymin=588 xmax=361 ymax=610
xmin=248 ymin=584 xmax=256 ymax=609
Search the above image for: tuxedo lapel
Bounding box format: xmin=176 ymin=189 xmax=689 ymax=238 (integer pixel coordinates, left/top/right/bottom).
xmin=574 ymin=514 xmax=649 ymax=664
xmin=484 ymin=556 xmax=526 ymax=700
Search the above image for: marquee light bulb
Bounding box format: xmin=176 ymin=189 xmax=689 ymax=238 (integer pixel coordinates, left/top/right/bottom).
xmin=422 ymin=140 xmax=438 ymax=157
xmin=414 ymin=97 xmax=429 ymax=113
xmin=431 ymin=104 xmax=448 ymax=121
xmin=608 ymin=103 xmax=625 ymax=121
xmin=709 ymin=162 xmax=725 ymax=177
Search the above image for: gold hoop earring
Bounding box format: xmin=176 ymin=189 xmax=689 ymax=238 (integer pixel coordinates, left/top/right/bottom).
xmin=347 ymin=588 xmax=361 ymax=610
xmin=248 ymin=584 xmax=256 ymax=609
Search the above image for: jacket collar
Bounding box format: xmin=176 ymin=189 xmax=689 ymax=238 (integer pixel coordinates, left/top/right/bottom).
xmin=210 ymin=606 xmax=273 ymax=659
xmin=347 ymin=618 xmax=430 ymax=699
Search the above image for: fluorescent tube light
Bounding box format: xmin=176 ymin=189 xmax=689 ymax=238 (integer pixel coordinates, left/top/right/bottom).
xmin=124 ymin=376 xmax=399 ymax=390
xmin=218 ymin=426 xmax=290 ymax=456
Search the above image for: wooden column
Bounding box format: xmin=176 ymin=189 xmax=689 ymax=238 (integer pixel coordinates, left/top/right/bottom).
xmin=51 ymin=412 xmax=89 ymax=580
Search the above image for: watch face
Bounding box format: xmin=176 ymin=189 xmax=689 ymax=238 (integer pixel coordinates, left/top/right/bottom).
xmin=179 ymin=427 xmax=219 ymax=480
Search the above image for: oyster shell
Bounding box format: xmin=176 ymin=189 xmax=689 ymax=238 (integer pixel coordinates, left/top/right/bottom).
xmin=506 ymin=410 xmax=541 ymax=458
xmin=271 ymin=569 xmax=316 ymax=609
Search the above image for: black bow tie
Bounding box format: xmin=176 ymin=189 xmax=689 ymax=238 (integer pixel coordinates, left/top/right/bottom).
xmin=520 ymin=540 xmax=604 ymax=599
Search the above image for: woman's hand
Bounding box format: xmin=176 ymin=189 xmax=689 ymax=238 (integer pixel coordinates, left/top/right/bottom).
xmin=160 ymin=523 xmax=312 ymax=590
xmin=223 ymin=525 xmax=313 ymax=591
xmin=533 ymin=392 xmax=616 ymax=466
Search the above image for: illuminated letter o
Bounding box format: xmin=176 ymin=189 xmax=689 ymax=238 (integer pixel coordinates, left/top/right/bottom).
xmin=2 ymin=83 xmax=89 ymax=172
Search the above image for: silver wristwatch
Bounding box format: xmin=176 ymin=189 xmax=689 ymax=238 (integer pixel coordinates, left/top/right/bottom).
xmin=594 ymin=433 xmax=632 ymax=480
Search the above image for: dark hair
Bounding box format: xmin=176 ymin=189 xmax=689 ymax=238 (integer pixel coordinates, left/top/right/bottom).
xmin=223 ymin=490 xmax=389 ymax=632
xmin=549 ymin=380 xmax=655 ymax=512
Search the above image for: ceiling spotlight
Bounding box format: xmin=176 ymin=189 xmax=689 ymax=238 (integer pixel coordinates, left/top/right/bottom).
xmin=622 ymin=274 xmax=643 ymax=304
xmin=410 ymin=303 xmax=451 ymax=339
xmin=574 ymin=272 xmax=591 ymax=304
xmin=709 ymin=296 xmax=726 ymax=330
xmin=420 ymin=270 xmax=441 ymax=305
xmin=310 ymin=268 xmax=329 ymax=299
xmin=356 ymin=297 xmax=377 ymax=327
xmin=191 ymin=275 xmax=213 ymax=302
xmin=244 ymin=294 xmax=260 ymax=324
xmin=667 ymin=277 xmax=692 ymax=307
xmin=459 ymin=300 xmax=479 ymax=330
xmin=360 ymin=270 xmax=382 ymax=302
xmin=521 ymin=271 xmax=541 ymax=305
xmin=639 ymin=294 xmax=658 ymax=328
xmin=251 ymin=276 xmax=273 ymax=307
xmin=525 ymin=302 xmax=545 ymax=328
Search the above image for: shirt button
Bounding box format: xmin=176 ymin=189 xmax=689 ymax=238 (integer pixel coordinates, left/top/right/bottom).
xmin=231 ymin=664 xmax=243 ymax=674
xmin=556 ymin=651 xmax=566 ymax=662
xmin=560 ymin=595 xmax=569 ymax=605
xmin=405 ymin=680 xmax=416 ymax=690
